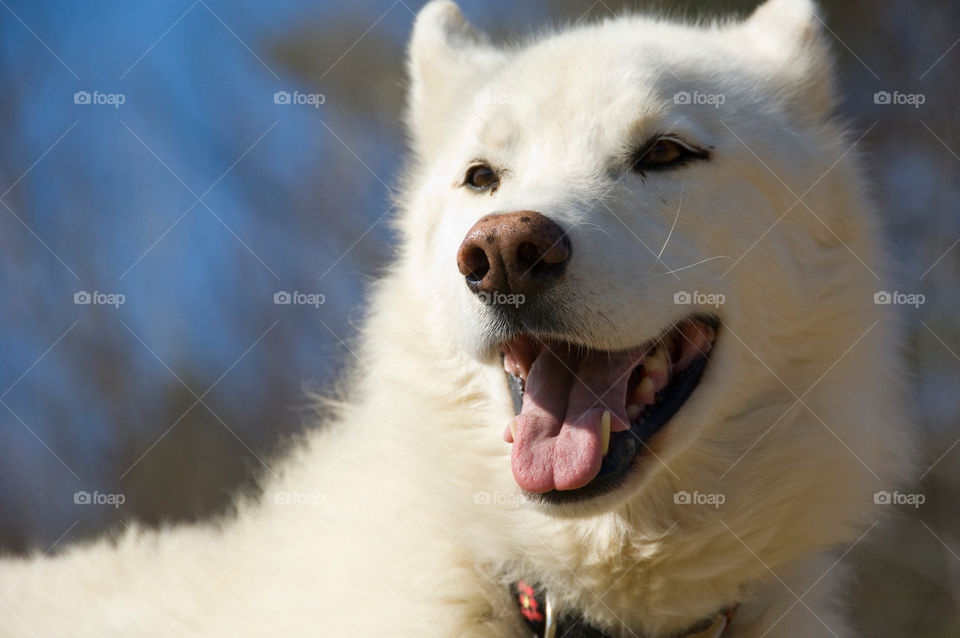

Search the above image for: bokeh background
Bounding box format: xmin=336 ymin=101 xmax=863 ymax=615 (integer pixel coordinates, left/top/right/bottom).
xmin=0 ymin=0 xmax=957 ymax=635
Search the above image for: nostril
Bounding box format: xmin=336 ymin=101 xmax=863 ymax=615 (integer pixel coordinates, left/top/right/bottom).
xmin=459 ymin=245 xmax=490 ymax=285
xmin=515 ymin=236 xmax=569 ymax=275
xmin=515 ymin=242 xmax=542 ymax=272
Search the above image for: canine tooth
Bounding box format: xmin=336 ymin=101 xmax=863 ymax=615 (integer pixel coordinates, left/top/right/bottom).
xmin=600 ymin=411 xmax=611 ymax=456
xmin=627 ymin=404 xmax=642 ymax=420
xmin=509 ymin=417 xmax=517 ymax=441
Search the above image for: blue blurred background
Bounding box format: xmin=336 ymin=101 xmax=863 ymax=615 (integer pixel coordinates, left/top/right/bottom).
xmin=1 ymin=0 xmax=958 ymax=634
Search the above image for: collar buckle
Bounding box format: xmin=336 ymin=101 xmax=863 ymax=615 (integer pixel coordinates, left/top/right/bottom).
xmin=543 ymin=590 xmax=556 ymax=638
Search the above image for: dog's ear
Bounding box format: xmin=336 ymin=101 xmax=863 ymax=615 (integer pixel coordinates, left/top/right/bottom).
xmin=741 ymin=0 xmax=836 ymax=119
xmin=406 ymin=1 xmax=503 ymax=157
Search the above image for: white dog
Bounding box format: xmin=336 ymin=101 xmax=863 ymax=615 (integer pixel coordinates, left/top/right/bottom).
xmin=0 ymin=1 xmax=915 ymax=636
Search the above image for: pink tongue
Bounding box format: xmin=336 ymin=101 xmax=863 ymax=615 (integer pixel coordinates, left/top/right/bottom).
xmin=511 ymin=345 xmax=643 ymax=492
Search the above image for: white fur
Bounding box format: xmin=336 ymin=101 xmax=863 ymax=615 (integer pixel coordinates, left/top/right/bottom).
xmin=0 ymin=2 xmax=915 ymax=636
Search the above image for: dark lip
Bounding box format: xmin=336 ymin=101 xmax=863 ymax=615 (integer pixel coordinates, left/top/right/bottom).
xmin=504 ymin=315 xmax=719 ymax=505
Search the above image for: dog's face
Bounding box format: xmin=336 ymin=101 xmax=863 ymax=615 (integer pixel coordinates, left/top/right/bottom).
xmin=400 ymin=0 xmax=886 ymax=513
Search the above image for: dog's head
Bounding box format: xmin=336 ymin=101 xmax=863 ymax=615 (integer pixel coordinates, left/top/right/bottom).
xmin=396 ymin=0 xmax=909 ymax=516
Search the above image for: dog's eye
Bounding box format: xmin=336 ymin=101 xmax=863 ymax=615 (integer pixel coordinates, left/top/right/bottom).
xmin=632 ymin=136 xmax=708 ymax=172
xmin=464 ymin=164 xmax=499 ymax=191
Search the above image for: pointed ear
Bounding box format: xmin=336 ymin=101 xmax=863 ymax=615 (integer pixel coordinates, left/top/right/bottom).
xmin=406 ymin=1 xmax=503 ymax=157
xmin=741 ymin=0 xmax=836 ymax=119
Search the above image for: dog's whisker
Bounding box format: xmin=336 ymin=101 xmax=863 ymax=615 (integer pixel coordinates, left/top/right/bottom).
xmin=632 ymin=255 xmax=733 ymax=283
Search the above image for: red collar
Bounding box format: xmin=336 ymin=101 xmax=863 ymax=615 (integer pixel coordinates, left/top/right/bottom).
xmin=515 ymin=580 xmax=737 ymax=638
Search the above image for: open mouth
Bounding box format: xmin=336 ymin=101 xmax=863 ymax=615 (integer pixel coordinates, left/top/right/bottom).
xmin=500 ymin=316 xmax=718 ymax=502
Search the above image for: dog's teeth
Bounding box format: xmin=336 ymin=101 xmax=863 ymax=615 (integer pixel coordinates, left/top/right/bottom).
xmin=509 ymin=417 xmax=517 ymax=441
xmin=600 ymin=410 xmax=611 ymax=456
xmin=645 ymin=349 xmax=670 ymax=377
xmin=632 ymin=376 xmax=656 ymax=405
xmin=626 ymin=404 xmax=642 ymax=420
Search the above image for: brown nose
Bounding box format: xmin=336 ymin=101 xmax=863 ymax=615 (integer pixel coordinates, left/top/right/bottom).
xmin=456 ymin=211 xmax=570 ymax=298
